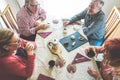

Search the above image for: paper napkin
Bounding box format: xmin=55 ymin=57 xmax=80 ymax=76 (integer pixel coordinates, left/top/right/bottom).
xmin=52 ymin=20 xmax=59 ymax=24
xmin=72 ymin=53 xmax=91 ymax=64
xmin=38 ymin=32 xmax=52 ymax=38
xmin=71 ymin=21 xmax=82 ymax=25
xmin=37 ymin=74 xmax=55 ymax=80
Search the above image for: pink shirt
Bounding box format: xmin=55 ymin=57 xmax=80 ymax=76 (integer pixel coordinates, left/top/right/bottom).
xmin=16 ymin=5 xmax=46 ymax=36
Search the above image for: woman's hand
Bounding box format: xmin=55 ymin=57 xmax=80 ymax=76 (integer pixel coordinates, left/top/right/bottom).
xmin=87 ymin=67 xmax=101 ymax=80
xmin=25 ymin=42 xmax=34 ymax=55
xmin=85 ymin=46 xmax=97 ymax=56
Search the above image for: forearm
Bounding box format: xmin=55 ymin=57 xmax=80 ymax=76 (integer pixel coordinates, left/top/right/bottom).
xmin=96 ymin=76 xmax=103 ymax=80
xmin=35 ymin=25 xmax=40 ymax=31
xmin=70 ymin=9 xmax=87 ymax=23
xmin=94 ymin=46 xmax=105 ymax=53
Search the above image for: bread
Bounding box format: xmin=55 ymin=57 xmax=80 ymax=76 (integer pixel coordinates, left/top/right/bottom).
xmin=64 ymin=41 xmax=69 ymax=46
xmin=79 ymin=36 xmax=84 ymax=40
xmin=72 ymin=41 xmax=76 ymax=47
xmin=71 ymin=35 xmax=75 ymax=40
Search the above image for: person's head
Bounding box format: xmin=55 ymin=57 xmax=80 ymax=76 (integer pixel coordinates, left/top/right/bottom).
xmin=0 ymin=29 xmax=20 ymax=57
xmin=25 ymin=0 xmax=40 ymax=14
xmin=103 ymin=38 xmax=120 ymax=67
xmin=88 ymin=0 xmax=104 ymax=15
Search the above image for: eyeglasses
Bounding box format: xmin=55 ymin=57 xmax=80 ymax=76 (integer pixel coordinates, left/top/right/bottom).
xmin=8 ymin=38 xmax=20 ymax=45
xmin=30 ymin=3 xmax=40 ymax=8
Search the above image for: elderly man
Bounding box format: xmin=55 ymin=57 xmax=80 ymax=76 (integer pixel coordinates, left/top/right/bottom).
xmin=16 ymin=0 xmax=48 ymax=41
xmin=63 ymin=0 xmax=105 ymax=46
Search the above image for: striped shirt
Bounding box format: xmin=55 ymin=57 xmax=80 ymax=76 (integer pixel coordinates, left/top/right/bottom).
xmin=16 ymin=5 xmax=46 ymax=36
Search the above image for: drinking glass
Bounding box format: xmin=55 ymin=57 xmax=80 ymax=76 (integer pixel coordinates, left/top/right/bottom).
xmin=48 ymin=60 xmax=55 ymax=69
xmin=54 ymin=58 xmax=65 ymax=78
xmin=73 ymin=25 xmax=80 ymax=32
xmin=66 ymin=64 xmax=76 ymax=80
xmin=47 ymin=60 xmax=55 ymax=77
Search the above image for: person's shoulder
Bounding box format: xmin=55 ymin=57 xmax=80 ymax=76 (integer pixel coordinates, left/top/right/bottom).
xmin=0 ymin=54 xmax=17 ymax=63
xmin=96 ymin=10 xmax=105 ymax=19
xmin=17 ymin=6 xmax=29 ymax=19
xmin=82 ymin=8 xmax=88 ymax=12
xmin=17 ymin=5 xmax=26 ymax=15
xmin=99 ymin=10 xmax=105 ymax=16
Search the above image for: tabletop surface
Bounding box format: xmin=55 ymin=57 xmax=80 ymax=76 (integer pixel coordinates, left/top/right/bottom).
xmin=27 ymin=18 xmax=99 ymax=80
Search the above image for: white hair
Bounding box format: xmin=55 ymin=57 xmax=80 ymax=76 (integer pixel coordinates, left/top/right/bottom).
xmin=92 ymin=0 xmax=104 ymax=8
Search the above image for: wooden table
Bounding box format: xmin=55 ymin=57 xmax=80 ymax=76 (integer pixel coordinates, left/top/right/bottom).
xmin=27 ymin=19 xmax=99 ymax=80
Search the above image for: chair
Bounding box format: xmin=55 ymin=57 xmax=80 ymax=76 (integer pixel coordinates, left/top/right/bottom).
xmin=1 ymin=4 xmax=19 ymax=33
xmin=102 ymin=6 xmax=120 ymax=45
xmin=104 ymin=6 xmax=120 ymax=41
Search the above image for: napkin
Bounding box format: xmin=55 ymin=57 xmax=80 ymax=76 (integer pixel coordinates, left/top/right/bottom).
xmin=37 ymin=74 xmax=55 ymax=80
xmin=38 ymin=32 xmax=52 ymax=38
xmin=72 ymin=53 xmax=91 ymax=64
xmin=52 ymin=20 xmax=59 ymax=24
xmin=72 ymin=21 xmax=82 ymax=25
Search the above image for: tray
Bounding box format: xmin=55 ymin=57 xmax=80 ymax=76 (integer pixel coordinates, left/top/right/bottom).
xmin=59 ymin=32 xmax=88 ymax=52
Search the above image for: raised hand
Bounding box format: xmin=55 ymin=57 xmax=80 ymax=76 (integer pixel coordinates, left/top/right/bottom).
xmin=25 ymin=42 xmax=34 ymax=55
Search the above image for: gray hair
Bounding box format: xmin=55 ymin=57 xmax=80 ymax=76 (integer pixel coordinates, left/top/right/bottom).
xmin=25 ymin=0 xmax=38 ymax=5
xmin=92 ymin=0 xmax=104 ymax=8
xmin=25 ymin=0 xmax=29 ymax=5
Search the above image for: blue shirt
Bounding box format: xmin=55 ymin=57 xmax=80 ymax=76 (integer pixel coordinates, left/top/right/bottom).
xmin=69 ymin=8 xmax=105 ymax=40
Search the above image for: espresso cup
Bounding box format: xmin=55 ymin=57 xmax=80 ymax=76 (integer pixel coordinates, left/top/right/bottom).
xmin=48 ymin=60 xmax=55 ymax=68
xmin=87 ymin=50 xmax=95 ymax=58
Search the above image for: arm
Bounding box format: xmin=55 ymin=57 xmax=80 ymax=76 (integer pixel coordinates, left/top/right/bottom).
xmin=38 ymin=7 xmax=46 ymax=21
xmin=63 ymin=9 xmax=87 ymax=26
xmin=85 ymin=46 xmax=105 ymax=56
xmin=95 ymin=46 xmax=105 ymax=53
xmin=4 ymin=54 xmax=35 ymax=77
xmin=69 ymin=8 xmax=87 ymax=23
xmin=87 ymin=67 xmax=103 ymax=80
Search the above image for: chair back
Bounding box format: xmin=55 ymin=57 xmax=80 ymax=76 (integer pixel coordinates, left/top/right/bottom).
xmin=1 ymin=4 xmax=19 ymax=33
xmin=104 ymin=6 xmax=120 ymax=41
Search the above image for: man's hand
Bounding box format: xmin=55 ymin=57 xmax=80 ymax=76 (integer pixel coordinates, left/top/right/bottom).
xmin=38 ymin=24 xmax=49 ymax=29
xmin=35 ymin=23 xmax=49 ymax=31
xmin=34 ymin=19 xmax=42 ymax=26
xmin=62 ymin=19 xmax=70 ymax=26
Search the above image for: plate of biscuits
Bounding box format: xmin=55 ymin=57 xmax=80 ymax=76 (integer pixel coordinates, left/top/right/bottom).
xmin=60 ymin=32 xmax=88 ymax=52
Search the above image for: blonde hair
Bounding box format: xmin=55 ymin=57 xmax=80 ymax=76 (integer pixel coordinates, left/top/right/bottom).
xmin=0 ymin=29 xmax=14 ymax=56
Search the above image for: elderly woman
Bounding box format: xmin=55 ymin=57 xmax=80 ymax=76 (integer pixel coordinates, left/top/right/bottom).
xmin=85 ymin=38 xmax=120 ymax=80
xmin=0 ymin=29 xmax=36 ymax=80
